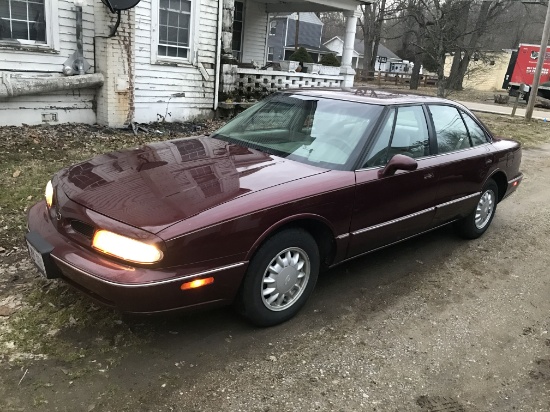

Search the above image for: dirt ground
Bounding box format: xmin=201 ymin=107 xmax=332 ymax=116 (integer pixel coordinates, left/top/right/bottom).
xmin=1 ymin=131 xmax=550 ymax=411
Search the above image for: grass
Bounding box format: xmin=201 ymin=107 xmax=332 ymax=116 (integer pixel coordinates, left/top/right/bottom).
xmin=475 ymin=113 xmax=550 ymax=148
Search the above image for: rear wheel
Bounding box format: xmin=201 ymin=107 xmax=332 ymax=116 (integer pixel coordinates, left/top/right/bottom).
xmin=455 ymin=179 xmax=498 ymax=239
xmin=238 ymin=228 xmax=319 ymax=327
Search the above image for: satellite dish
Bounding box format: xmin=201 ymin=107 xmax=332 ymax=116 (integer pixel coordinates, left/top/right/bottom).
xmin=100 ymin=0 xmax=141 ymax=37
xmin=101 ymin=0 xmax=141 ymax=13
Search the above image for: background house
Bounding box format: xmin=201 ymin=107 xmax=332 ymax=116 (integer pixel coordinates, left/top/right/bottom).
xmin=266 ymin=12 xmax=332 ymax=63
xmin=324 ymin=37 xmax=405 ymax=72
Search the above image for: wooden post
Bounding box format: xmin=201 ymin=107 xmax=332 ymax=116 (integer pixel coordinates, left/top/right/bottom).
xmin=511 ymin=93 xmax=520 ymax=117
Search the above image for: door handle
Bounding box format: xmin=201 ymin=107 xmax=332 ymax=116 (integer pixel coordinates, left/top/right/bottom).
xmin=424 ymin=172 xmax=434 ymax=180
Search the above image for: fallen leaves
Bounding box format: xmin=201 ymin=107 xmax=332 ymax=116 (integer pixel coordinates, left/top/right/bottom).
xmin=0 ymin=305 xmax=16 ymax=317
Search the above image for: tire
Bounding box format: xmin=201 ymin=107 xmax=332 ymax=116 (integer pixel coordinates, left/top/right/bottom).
xmin=455 ymin=179 xmax=498 ymax=239
xmin=238 ymin=228 xmax=320 ymax=327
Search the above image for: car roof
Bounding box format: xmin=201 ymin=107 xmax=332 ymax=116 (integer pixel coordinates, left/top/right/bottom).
xmin=281 ymin=88 xmax=455 ymax=106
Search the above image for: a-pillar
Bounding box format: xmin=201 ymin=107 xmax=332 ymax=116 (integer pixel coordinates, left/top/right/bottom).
xmin=340 ymin=10 xmax=360 ymax=88
xmin=93 ymin=0 xmax=135 ymax=127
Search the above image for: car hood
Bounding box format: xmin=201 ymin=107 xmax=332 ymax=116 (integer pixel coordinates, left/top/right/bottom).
xmin=58 ymin=136 xmax=327 ymax=233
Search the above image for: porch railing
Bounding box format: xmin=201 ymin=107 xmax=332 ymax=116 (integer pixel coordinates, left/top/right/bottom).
xmin=221 ymin=65 xmax=345 ymax=98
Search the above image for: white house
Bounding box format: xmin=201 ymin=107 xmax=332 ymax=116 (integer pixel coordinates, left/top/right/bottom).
xmin=0 ymin=0 xmax=371 ymax=127
xmin=324 ymin=36 xmax=405 ymax=72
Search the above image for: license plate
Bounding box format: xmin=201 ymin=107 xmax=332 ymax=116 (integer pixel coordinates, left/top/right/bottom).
xmin=25 ymin=232 xmax=59 ymax=279
xmin=27 ymin=240 xmax=48 ymax=277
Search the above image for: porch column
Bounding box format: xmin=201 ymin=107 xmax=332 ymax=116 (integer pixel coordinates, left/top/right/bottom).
xmin=340 ymin=10 xmax=360 ymax=88
xmin=93 ymin=1 xmax=135 ymax=127
xmin=222 ymin=0 xmax=235 ymax=62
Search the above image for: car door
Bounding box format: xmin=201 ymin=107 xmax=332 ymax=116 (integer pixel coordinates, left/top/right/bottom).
xmin=347 ymin=105 xmax=439 ymax=258
xmin=426 ymin=105 xmax=494 ymax=226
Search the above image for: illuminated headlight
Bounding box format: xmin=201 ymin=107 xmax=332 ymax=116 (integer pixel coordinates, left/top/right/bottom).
xmin=45 ymin=180 xmax=54 ymax=208
xmin=92 ymin=230 xmax=163 ymax=264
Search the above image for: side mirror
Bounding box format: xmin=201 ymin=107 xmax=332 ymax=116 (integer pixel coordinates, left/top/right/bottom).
xmin=378 ymin=154 xmax=418 ymax=178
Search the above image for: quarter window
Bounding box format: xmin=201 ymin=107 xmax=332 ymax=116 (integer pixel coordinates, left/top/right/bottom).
xmin=461 ymin=111 xmax=488 ymax=146
xmin=428 ymin=105 xmax=470 ymax=154
xmin=158 ymin=0 xmax=192 ymax=59
xmin=0 ymin=0 xmax=46 ymax=43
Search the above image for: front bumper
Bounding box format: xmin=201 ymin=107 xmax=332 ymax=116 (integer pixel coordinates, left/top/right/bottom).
xmin=26 ymin=201 xmax=248 ymax=314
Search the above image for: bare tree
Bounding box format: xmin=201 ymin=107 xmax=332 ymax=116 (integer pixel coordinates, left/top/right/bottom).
xmin=401 ymin=0 xmax=514 ymax=96
xmin=447 ymin=1 xmax=513 ymax=91
xmin=319 ymin=12 xmax=347 ymax=43
xmin=359 ymin=0 xmax=388 ymax=73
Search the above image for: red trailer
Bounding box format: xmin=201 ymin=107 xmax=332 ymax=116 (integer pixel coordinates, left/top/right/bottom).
xmin=503 ymin=43 xmax=550 ymax=99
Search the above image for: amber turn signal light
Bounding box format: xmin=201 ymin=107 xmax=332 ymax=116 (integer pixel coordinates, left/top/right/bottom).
xmin=181 ymin=277 xmax=214 ymax=291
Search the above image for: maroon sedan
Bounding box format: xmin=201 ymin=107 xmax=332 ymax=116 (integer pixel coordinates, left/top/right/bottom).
xmin=26 ymin=90 xmax=522 ymax=326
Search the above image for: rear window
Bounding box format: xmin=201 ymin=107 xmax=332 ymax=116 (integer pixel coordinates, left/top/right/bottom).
xmin=212 ymin=94 xmax=383 ymax=170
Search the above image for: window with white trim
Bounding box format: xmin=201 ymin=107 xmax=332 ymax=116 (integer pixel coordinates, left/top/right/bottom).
xmin=0 ymin=0 xmax=46 ymax=43
xmin=157 ymin=0 xmax=192 ymax=59
xmin=267 ymin=47 xmax=274 ymax=62
xmin=232 ymin=0 xmax=244 ymax=61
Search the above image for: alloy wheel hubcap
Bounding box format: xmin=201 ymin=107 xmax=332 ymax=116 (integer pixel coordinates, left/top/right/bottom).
xmin=261 ymin=247 xmax=310 ymax=312
xmin=475 ymin=189 xmax=495 ymax=229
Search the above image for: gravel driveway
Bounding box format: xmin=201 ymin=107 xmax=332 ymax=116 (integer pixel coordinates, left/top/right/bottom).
xmin=1 ymin=145 xmax=549 ymax=412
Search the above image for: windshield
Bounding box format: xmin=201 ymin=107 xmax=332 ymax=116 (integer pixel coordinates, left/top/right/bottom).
xmin=212 ymin=94 xmax=383 ymax=170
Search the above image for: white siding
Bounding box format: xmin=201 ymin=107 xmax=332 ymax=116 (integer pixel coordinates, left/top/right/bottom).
xmin=0 ymin=0 xmax=94 ymax=72
xmin=0 ymin=0 xmax=96 ymax=125
xmin=292 ymin=12 xmax=323 ymax=26
xmin=241 ymin=0 xmax=268 ymax=65
xmin=324 ymin=38 xmax=344 ymax=56
xmin=272 ymin=12 xmax=323 ymax=26
xmin=0 ymin=0 xmax=224 ymax=126
xmin=133 ymin=0 xmax=219 ymax=123
xmin=0 ymin=91 xmax=96 ymax=126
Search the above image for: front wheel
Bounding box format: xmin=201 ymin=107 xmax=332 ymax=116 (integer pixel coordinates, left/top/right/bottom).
xmin=455 ymin=179 xmax=498 ymax=239
xmin=237 ymin=228 xmax=320 ymax=327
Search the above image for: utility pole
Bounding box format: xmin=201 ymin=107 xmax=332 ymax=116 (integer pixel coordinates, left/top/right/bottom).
xmin=525 ymin=0 xmax=550 ymax=121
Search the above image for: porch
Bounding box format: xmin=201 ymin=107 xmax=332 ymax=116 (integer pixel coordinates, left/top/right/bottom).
xmin=220 ymin=0 xmax=372 ymax=101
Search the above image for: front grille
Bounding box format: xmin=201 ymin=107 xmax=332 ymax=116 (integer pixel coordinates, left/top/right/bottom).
xmin=70 ymin=220 xmax=96 ymax=239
